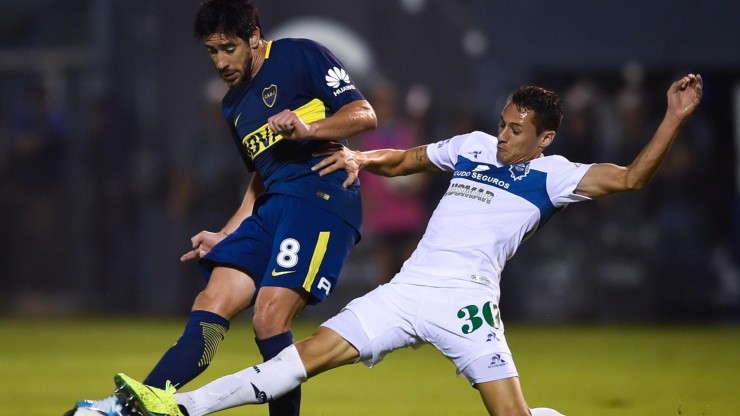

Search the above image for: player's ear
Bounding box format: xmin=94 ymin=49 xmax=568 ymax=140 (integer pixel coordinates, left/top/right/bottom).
xmin=249 ymin=29 xmax=261 ymax=48
xmin=539 ymin=130 xmax=555 ymax=149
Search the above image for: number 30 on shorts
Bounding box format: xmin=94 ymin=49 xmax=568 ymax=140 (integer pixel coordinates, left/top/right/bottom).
xmin=457 ymin=301 xmax=501 ymax=334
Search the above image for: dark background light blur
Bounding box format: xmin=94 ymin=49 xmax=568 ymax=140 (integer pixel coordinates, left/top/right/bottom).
xmin=0 ymin=0 xmax=738 ymax=322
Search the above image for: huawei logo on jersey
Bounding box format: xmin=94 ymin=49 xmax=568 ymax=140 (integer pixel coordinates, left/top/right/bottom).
xmin=325 ymin=67 xmax=356 ymax=96
xmin=325 ymin=67 xmax=350 ymax=88
xmin=262 ymin=84 xmax=277 ymax=107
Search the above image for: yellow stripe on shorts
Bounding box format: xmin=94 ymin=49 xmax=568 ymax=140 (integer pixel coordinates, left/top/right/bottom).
xmin=303 ymin=231 xmax=330 ymax=292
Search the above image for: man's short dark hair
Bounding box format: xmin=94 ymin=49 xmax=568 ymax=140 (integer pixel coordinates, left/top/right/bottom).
xmin=511 ymin=86 xmax=564 ymax=135
xmin=194 ymin=0 xmax=262 ymax=41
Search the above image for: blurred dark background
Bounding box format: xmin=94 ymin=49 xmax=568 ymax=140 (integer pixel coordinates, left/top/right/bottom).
xmin=0 ymin=0 xmax=738 ymax=323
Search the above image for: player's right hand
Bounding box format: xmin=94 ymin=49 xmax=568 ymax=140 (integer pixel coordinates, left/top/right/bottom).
xmin=666 ymin=73 xmax=702 ymax=122
xmin=180 ymin=230 xmax=228 ymax=262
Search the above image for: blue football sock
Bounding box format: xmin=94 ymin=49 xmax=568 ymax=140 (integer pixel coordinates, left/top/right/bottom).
xmin=256 ymin=331 xmax=301 ymax=416
xmin=144 ymin=310 xmax=229 ymax=389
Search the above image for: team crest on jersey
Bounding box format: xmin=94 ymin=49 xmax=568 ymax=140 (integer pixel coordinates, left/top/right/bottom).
xmin=262 ymin=84 xmax=277 ymax=107
xmin=509 ymin=162 xmax=530 ymax=181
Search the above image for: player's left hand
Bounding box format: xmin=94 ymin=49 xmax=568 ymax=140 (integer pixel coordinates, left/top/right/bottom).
xmin=268 ymin=109 xmax=312 ymax=140
xmin=312 ymin=143 xmax=360 ymax=188
xmin=180 ymin=230 xmax=227 ymax=262
xmin=666 ymin=73 xmax=703 ymax=122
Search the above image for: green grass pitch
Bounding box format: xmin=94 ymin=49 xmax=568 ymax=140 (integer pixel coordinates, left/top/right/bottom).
xmin=0 ymin=317 xmax=737 ymax=415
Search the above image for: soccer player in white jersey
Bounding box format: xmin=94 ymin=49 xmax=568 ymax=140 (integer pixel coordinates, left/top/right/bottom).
xmin=110 ymin=73 xmax=702 ymax=416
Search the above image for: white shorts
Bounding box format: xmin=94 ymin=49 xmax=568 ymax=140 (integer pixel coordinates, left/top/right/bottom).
xmin=321 ymin=280 xmax=518 ymax=384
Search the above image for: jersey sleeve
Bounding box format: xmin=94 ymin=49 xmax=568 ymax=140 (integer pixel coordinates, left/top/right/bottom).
xmin=544 ymin=155 xmax=592 ymax=206
xmin=425 ymin=133 xmax=471 ymax=172
xmin=295 ymin=39 xmax=365 ymax=113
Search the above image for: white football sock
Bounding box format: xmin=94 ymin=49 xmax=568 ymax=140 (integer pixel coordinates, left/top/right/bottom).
xmin=175 ymin=344 xmax=307 ymax=416
xmin=530 ymin=408 xmax=565 ymax=416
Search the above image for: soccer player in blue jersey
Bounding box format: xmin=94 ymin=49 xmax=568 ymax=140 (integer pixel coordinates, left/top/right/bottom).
xmin=66 ymin=1 xmax=376 ymax=415
xmin=110 ymin=73 xmax=701 ymax=416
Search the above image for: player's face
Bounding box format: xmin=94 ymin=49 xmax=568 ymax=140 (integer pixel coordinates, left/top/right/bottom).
xmin=203 ymin=33 xmax=254 ymax=88
xmin=496 ymin=102 xmax=553 ymax=165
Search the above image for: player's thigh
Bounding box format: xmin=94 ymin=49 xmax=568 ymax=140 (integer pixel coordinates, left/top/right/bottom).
xmin=263 ymin=196 xmax=357 ymax=304
xmin=193 ymin=266 xmax=257 ymax=318
xmin=418 ymin=282 xmax=517 ymax=383
xmin=321 ymin=283 xmax=421 ymax=366
xmin=476 ymin=377 xmax=530 ymax=416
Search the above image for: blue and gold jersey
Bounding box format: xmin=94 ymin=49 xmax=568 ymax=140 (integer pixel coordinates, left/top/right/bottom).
xmin=221 ymin=38 xmax=365 ymax=232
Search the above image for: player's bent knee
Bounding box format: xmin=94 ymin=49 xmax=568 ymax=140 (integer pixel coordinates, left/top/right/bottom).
xmin=192 ymin=286 xmax=253 ymax=318
xmin=192 ymin=291 xmax=237 ymax=318
xmin=252 ymin=287 xmax=308 ymax=337
xmin=192 ymin=267 xmax=256 ymax=317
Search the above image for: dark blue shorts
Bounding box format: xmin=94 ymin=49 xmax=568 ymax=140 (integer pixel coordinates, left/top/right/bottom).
xmin=199 ymin=194 xmax=360 ymax=305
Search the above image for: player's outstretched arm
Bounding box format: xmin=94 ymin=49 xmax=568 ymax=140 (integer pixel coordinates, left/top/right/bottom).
xmin=313 ymin=144 xmax=440 ymax=187
xmin=574 ymin=73 xmax=703 ymax=199
xmin=360 ymin=145 xmax=440 ymax=177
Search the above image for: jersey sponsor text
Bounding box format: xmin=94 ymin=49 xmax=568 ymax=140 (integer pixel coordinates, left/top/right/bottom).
xmin=444 ymin=182 xmax=494 ymax=204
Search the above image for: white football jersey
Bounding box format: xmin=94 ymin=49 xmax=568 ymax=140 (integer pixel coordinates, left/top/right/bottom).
xmin=393 ymin=131 xmax=592 ymax=299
